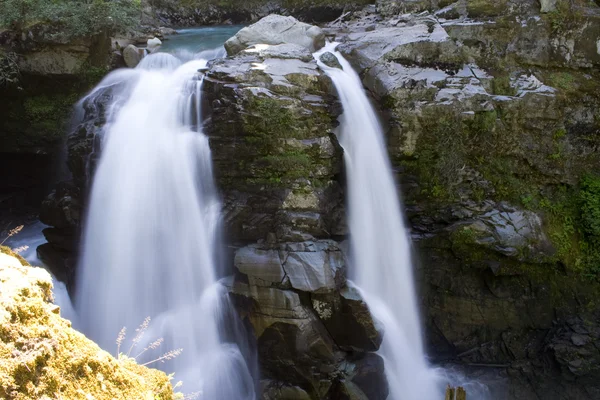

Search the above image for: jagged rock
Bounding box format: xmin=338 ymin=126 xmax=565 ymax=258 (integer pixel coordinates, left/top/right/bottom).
xmin=224 ymin=15 xmax=326 ymax=55
xmin=312 ymin=287 xmax=383 ymax=352
xmin=39 ymin=183 xmax=81 ymax=230
xmin=337 ymin=14 xmax=463 ymax=71
xmin=123 ymin=44 xmax=142 ymax=68
xmin=234 ymin=246 xmax=285 ymax=286
xmin=0 ymin=250 xmax=176 ymax=400
xmin=282 ymin=250 xmax=344 ymax=293
xmin=204 ymin=28 xmax=343 ymax=242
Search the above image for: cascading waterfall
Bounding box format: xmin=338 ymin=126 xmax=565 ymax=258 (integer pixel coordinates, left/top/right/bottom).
xmin=75 ymin=50 xmax=256 ymax=398
xmin=315 ymin=43 xmax=444 ymax=400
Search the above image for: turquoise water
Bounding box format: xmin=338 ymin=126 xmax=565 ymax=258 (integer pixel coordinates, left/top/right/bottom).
xmin=159 ymin=25 xmax=244 ymax=54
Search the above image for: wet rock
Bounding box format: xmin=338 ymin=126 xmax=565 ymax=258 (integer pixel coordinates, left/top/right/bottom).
xmin=123 ymin=44 xmax=142 ymax=68
xmin=225 ymin=15 xmax=325 ymax=56
xmin=319 ymin=52 xmax=342 ymax=69
xmin=234 ymin=246 xmax=285 ymax=286
xmin=283 ymin=250 xmax=344 ymax=293
xmin=312 ymin=286 xmax=383 ymax=352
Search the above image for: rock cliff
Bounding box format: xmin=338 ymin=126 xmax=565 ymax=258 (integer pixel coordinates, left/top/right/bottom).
xmin=33 ymin=2 xmax=600 ymax=399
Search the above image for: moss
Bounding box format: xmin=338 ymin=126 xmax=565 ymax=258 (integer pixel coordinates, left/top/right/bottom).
xmin=0 ymin=255 xmax=179 ymax=400
xmin=491 ymin=75 xmax=517 ymax=96
xmin=545 ymin=0 xmax=586 ymax=35
xmin=237 ymin=94 xmax=335 ymax=187
xmin=466 ymin=0 xmax=508 ymax=18
xmin=0 ymin=246 xmax=29 ymax=267
xmin=1 ymin=68 xmax=107 ymax=152
xmin=549 ymin=71 xmax=577 ymax=93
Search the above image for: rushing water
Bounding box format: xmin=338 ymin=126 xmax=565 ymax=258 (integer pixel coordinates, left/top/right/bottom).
xmin=315 ymin=43 xmax=444 ymax=399
xmin=74 ymin=38 xmax=255 ymax=397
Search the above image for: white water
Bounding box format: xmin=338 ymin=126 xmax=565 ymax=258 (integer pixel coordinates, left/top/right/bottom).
xmin=315 ymin=43 xmax=444 ymax=399
xmin=75 ymin=52 xmax=256 ymax=398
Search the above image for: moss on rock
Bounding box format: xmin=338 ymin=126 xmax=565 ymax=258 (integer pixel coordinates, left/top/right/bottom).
xmin=0 ymin=253 xmax=177 ymax=400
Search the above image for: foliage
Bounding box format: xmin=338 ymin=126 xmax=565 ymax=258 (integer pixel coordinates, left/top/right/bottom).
xmin=535 ymin=176 xmax=600 ymax=280
xmin=546 ymin=0 xmax=585 ymax=35
xmin=580 ymin=174 xmax=600 ymax=242
xmin=0 ymin=0 xmax=141 ymax=39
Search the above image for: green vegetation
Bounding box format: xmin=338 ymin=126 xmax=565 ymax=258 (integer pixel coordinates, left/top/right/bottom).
xmin=0 ymin=0 xmax=141 ymax=39
xmin=546 ymin=0 xmax=585 ymax=35
xmin=466 ymin=0 xmax=508 ymax=18
xmin=238 ymin=95 xmax=335 ymax=186
xmin=549 ymin=71 xmax=577 ymax=93
xmin=491 ymin=75 xmax=517 ymax=96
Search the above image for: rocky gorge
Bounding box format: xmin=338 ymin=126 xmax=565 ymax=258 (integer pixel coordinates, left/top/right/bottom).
xmin=1 ymin=0 xmax=600 ymax=399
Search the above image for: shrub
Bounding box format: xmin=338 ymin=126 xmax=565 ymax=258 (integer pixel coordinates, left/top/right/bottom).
xmin=0 ymin=0 xmax=141 ymax=40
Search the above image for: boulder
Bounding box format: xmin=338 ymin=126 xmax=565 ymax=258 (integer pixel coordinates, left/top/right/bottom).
xmin=319 ymin=52 xmax=342 ymax=69
xmin=282 ymin=250 xmax=344 ymax=293
xmin=123 ymin=44 xmax=142 ymax=68
xmin=312 ymin=287 xmax=383 ymax=352
xmin=147 ymin=37 xmax=162 ymax=53
xmin=224 ymin=15 xmax=325 ymax=56
xmin=0 ymin=250 xmax=176 ymax=400
xmin=234 ymin=246 xmax=285 ymax=286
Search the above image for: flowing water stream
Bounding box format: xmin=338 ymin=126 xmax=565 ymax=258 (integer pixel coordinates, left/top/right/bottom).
xmin=74 ymin=35 xmax=256 ymax=398
xmin=314 ymin=42 xmax=444 ymax=400
xmin=315 ymin=43 xmax=493 ymax=399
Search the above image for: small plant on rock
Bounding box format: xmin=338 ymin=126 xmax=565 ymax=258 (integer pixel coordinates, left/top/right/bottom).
xmin=115 ymin=317 xmax=200 ymax=400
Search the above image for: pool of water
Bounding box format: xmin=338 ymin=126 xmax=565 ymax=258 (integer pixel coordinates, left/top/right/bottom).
xmin=159 ymin=25 xmax=245 ymax=54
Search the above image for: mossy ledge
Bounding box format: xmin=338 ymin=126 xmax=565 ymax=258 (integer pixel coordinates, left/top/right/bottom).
xmin=0 ymin=252 xmax=177 ymax=400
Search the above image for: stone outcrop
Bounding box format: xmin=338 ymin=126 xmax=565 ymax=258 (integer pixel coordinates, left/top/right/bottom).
xmin=227 ymin=241 xmax=386 ymax=399
xmin=0 ymin=248 xmax=176 ymax=400
xmin=225 ymin=15 xmax=326 ymax=55
xmin=323 ymin=2 xmax=600 ymax=398
xmin=202 ymin=18 xmax=386 ymax=397
xmin=203 ymin=33 xmax=346 ymax=242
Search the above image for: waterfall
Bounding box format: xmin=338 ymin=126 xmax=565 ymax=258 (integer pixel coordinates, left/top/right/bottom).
xmin=75 ymin=52 xmax=256 ymax=398
xmin=315 ymin=43 xmax=443 ymax=399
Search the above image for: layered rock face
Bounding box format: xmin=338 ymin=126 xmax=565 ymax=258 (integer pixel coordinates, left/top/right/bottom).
xmin=203 ymin=24 xmax=387 ymax=397
xmin=0 ymin=247 xmax=176 ymax=400
xmin=324 ymin=1 xmax=600 ymax=398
